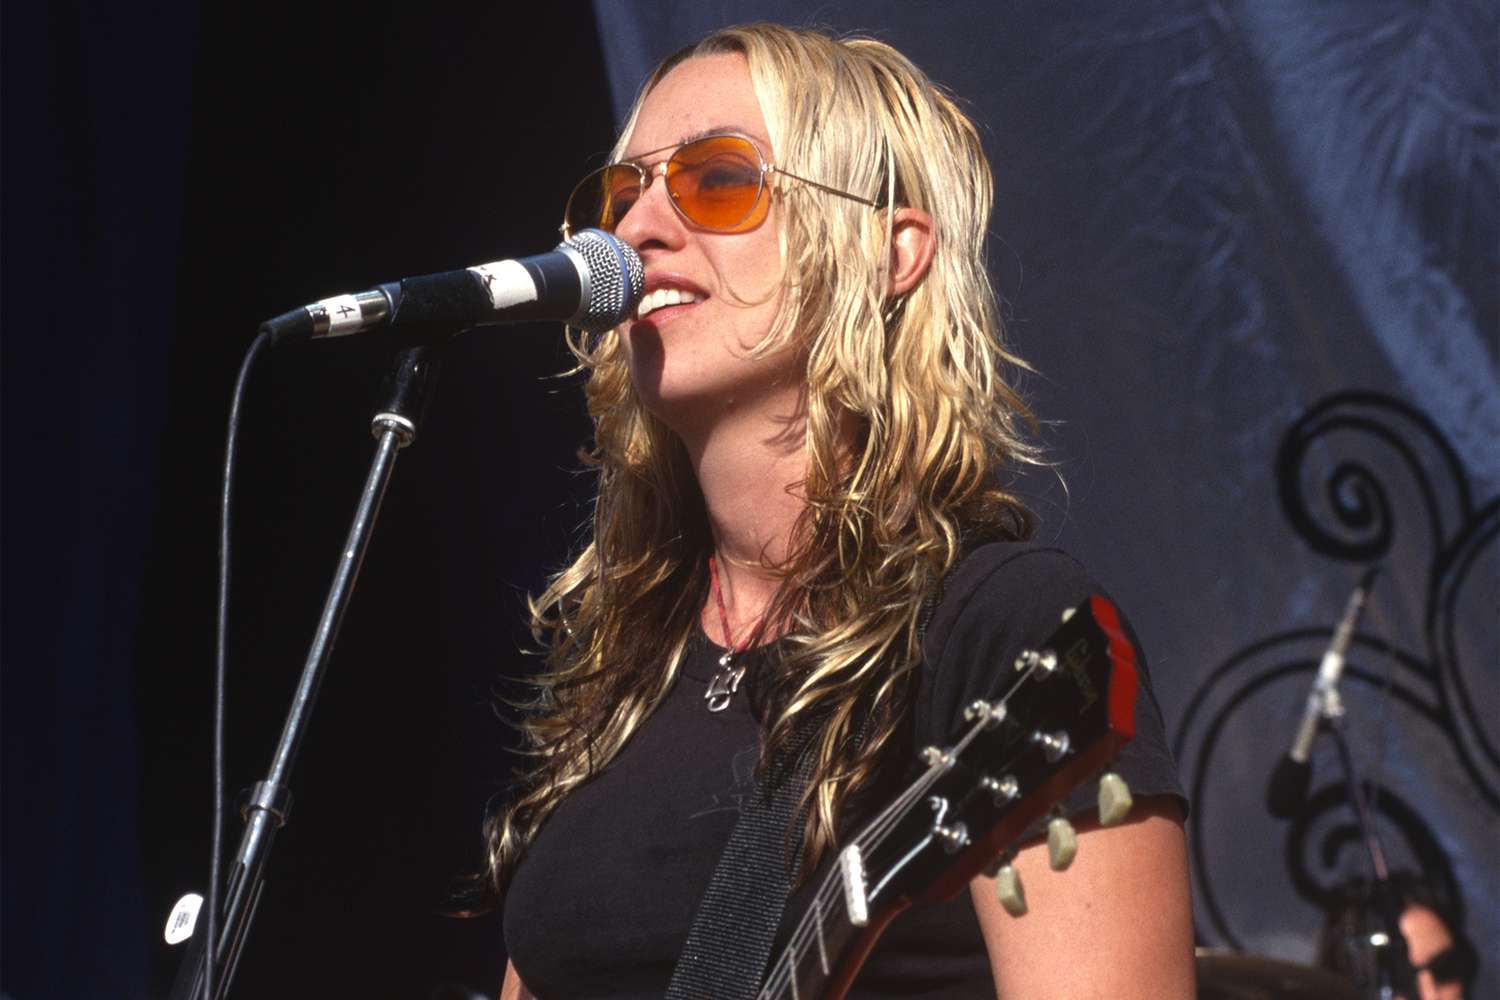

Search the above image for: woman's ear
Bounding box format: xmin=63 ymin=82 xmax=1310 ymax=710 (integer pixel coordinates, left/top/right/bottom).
xmin=887 ymin=207 xmax=935 ymax=297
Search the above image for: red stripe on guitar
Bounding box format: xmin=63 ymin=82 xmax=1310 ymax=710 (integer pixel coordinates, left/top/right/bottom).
xmin=1090 ymin=594 xmax=1139 ymax=741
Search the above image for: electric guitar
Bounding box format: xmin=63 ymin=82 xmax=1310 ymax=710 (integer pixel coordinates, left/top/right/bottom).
xmin=756 ymin=594 xmax=1141 ymax=999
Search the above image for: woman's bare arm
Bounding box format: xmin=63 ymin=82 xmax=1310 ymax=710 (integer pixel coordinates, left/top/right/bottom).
xmin=969 ymin=796 xmax=1195 ymax=999
xmin=499 ymin=960 xmax=534 ymax=1000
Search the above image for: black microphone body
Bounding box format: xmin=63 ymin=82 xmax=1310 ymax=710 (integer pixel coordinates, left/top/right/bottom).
xmin=260 ymin=229 xmax=643 ymax=344
xmin=1266 ymin=566 xmax=1380 ymax=818
xmin=1266 ymin=753 xmax=1313 ymax=820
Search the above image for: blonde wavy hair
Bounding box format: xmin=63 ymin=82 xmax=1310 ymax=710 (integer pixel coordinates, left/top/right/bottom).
xmin=480 ymin=22 xmax=1040 ymax=901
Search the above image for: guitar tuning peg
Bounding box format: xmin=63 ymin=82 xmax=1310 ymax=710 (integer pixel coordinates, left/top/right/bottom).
xmin=1060 ymin=606 xmax=1076 ymax=623
xmin=982 ymin=848 xmax=1013 ymax=879
xmin=994 ymin=862 xmax=1027 ymax=917
xmin=1046 ymin=813 xmax=1077 ymax=871
xmin=1097 ymin=771 xmax=1133 ymax=827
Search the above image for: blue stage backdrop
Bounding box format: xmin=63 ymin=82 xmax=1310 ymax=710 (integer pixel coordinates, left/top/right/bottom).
xmin=592 ymin=0 xmax=1499 ymax=987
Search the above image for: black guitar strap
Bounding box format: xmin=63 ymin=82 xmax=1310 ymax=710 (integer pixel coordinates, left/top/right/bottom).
xmin=664 ymin=576 xmax=951 ymax=999
xmin=663 ymin=710 xmax=820 ymax=1000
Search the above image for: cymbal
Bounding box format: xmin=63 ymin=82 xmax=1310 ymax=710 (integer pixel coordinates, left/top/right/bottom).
xmin=1196 ymin=948 xmax=1360 ymax=1000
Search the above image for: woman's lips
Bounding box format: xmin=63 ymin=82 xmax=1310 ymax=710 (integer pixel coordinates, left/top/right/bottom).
xmin=635 ymin=285 xmax=703 ymax=321
xmin=632 ymin=273 xmax=711 ymax=328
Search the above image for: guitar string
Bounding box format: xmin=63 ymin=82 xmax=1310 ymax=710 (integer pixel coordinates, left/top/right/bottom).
xmin=757 ymin=664 xmax=1042 ymax=998
xmin=761 ymin=664 xmax=1042 ymax=996
xmin=768 ymin=658 xmax=1049 ymax=997
xmin=852 ymin=661 xmax=1040 ymax=856
xmin=758 ymin=735 xmax=1034 ymax=1000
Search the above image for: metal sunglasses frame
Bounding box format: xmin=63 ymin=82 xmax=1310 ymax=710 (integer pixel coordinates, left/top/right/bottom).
xmin=561 ymin=131 xmax=879 ymax=239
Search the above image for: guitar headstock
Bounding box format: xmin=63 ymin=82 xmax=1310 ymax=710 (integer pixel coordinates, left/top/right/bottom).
xmin=846 ymin=594 xmax=1140 ymax=919
xmin=758 ymin=596 xmax=1143 ymax=1000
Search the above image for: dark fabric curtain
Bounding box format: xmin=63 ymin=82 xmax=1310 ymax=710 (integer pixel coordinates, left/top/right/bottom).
xmin=593 ymin=0 xmax=1498 ymax=993
xmin=4 ymin=2 xmax=615 ymax=997
xmin=3 ymin=2 xmax=193 ymax=995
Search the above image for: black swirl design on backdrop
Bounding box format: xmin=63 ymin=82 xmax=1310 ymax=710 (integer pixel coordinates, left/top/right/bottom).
xmin=1285 ymin=785 xmax=1467 ymax=929
xmin=1277 ymin=391 xmax=1475 ymax=563
xmin=1176 ymin=390 xmax=1497 ymax=948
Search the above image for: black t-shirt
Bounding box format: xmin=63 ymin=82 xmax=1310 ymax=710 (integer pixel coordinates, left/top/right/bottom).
xmin=503 ymin=544 xmax=1184 ymax=998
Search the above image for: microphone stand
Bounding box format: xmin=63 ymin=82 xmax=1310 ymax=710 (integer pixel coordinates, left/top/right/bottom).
xmin=171 ymin=343 xmax=443 ymax=1000
xmin=1322 ymin=708 xmax=1414 ymax=1000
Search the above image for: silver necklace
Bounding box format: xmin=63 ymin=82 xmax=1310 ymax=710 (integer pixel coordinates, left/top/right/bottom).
xmin=704 ymin=554 xmax=756 ymax=713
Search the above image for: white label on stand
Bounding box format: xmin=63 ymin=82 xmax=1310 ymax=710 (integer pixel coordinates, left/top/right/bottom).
xmin=164 ymin=892 xmax=204 ymax=945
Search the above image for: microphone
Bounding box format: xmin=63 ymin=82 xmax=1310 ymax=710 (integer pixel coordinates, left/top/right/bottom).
xmin=259 ymin=229 xmax=644 ymax=344
xmin=1266 ymin=566 xmax=1381 ymax=818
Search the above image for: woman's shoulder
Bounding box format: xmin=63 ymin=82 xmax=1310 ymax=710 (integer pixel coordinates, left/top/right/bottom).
xmin=914 ymin=541 xmax=1126 ymax=745
xmin=912 ymin=540 xmax=1186 ymax=817
xmin=923 ymin=541 xmax=1100 ymax=663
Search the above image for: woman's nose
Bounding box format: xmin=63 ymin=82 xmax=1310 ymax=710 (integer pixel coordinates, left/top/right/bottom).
xmin=613 ymin=162 xmax=681 ymax=251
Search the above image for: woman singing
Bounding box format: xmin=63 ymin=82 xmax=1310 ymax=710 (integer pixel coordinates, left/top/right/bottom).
xmin=487 ymin=23 xmax=1194 ymax=998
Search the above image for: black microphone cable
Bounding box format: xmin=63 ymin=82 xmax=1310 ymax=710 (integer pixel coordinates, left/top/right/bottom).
xmin=204 ymin=326 xmax=273 ymax=1000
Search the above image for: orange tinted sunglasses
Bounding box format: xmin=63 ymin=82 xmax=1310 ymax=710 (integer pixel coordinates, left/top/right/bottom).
xmin=561 ymin=133 xmax=878 ymax=239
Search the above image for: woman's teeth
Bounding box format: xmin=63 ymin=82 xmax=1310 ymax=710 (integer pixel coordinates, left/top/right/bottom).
xmin=636 ymin=287 xmax=700 ymax=320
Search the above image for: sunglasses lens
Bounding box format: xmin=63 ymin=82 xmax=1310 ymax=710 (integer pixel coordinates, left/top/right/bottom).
xmin=564 ymin=136 xmax=768 ymax=236
xmin=565 ymin=165 xmax=642 ymax=235
xmin=667 ymin=136 xmax=766 ymax=231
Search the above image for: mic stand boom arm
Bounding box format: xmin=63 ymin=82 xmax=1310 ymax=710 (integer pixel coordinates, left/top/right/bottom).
xmin=171 ymin=344 xmax=443 ymax=1000
xmin=1323 ymin=709 xmax=1415 ymax=1000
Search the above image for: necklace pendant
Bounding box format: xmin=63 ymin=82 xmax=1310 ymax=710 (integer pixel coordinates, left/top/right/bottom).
xmin=705 ymin=656 xmax=747 ymax=713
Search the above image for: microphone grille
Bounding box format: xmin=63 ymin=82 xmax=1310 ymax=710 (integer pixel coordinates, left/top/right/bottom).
xmin=564 ymin=229 xmax=645 ymax=331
